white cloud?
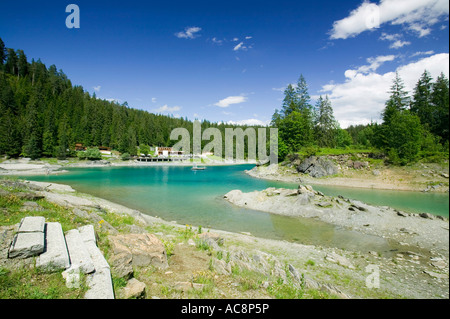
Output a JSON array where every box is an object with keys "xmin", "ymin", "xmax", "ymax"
[
  {"xmin": 233, "ymin": 42, "xmax": 245, "ymax": 51},
  {"xmin": 226, "ymin": 119, "xmax": 269, "ymax": 126},
  {"xmin": 330, "ymin": 0, "xmax": 449, "ymax": 40},
  {"xmin": 214, "ymin": 95, "xmax": 248, "ymax": 108},
  {"xmin": 245, "ymin": 36, "xmax": 253, "ymax": 40},
  {"xmin": 354, "ymin": 55, "xmax": 396, "ymax": 74},
  {"xmin": 211, "ymin": 37, "xmax": 223, "ymax": 45},
  {"xmin": 411, "ymin": 50, "xmax": 435, "ymax": 57},
  {"xmin": 104, "ymin": 98, "xmax": 121, "ymax": 104},
  {"xmin": 153, "ymin": 104, "xmax": 182, "ymax": 113},
  {"xmin": 408, "ymin": 23, "xmax": 432, "ymax": 37},
  {"xmin": 319, "ymin": 53, "xmax": 449, "ymax": 128},
  {"xmin": 175, "ymin": 26, "xmax": 202, "ymax": 39},
  {"xmin": 379, "ymin": 32, "xmax": 411, "ymax": 49},
  {"xmin": 93, "ymin": 85, "xmax": 101, "ymax": 92},
  {"xmin": 389, "ymin": 39, "xmax": 411, "ymax": 49},
  {"xmin": 152, "ymin": 97, "xmax": 157, "ymax": 103},
  {"xmin": 232, "ymin": 37, "xmax": 239, "ymax": 42}
]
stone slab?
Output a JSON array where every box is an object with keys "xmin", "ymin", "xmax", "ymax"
[
  {"xmin": 78, "ymin": 225, "xmax": 96, "ymax": 244},
  {"xmin": 36, "ymin": 222, "xmax": 71, "ymax": 271},
  {"xmin": 8, "ymin": 232, "xmax": 45, "ymax": 258},
  {"xmin": 84, "ymin": 240, "xmax": 110, "ymax": 271},
  {"xmin": 84, "ymin": 267, "xmax": 114, "ymax": 299},
  {"xmin": 65, "ymin": 229, "xmax": 95, "ymax": 274},
  {"xmin": 18, "ymin": 216, "xmax": 45, "ymax": 233}
]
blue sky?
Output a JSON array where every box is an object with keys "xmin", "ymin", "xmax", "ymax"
[{"xmin": 1, "ymin": 0, "xmax": 448, "ymax": 127}]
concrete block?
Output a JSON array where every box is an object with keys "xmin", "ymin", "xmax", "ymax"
[
  {"xmin": 84, "ymin": 267, "xmax": 114, "ymax": 299},
  {"xmin": 36, "ymin": 222, "xmax": 71, "ymax": 271},
  {"xmin": 78, "ymin": 225, "xmax": 96, "ymax": 244},
  {"xmin": 18, "ymin": 216, "xmax": 45, "ymax": 233},
  {"xmin": 65, "ymin": 229, "xmax": 95, "ymax": 274},
  {"xmin": 8, "ymin": 232, "xmax": 45, "ymax": 258}
]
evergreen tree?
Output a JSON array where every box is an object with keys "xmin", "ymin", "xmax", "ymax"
[
  {"xmin": 0, "ymin": 104, "xmax": 22, "ymax": 157},
  {"xmin": 382, "ymin": 72, "xmax": 409, "ymax": 126},
  {"xmin": 411, "ymin": 70, "xmax": 433, "ymax": 129},
  {"xmin": 431, "ymin": 72, "xmax": 449, "ymax": 143},
  {"xmin": 17, "ymin": 49, "xmax": 28, "ymax": 78},
  {"xmin": 0, "ymin": 38, "xmax": 6, "ymax": 67},
  {"xmin": 23, "ymin": 132, "xmax": 42, "ymax": 160},
  {"xmin": 314, "ymin": 95, "xmax": 338, "ymax": 148},
  {"xmin": 386, "ymin": 111, "xmax": 423, "ymax": 165},
  {"xmin": 295, "ymin": 74, "xmax": 311, "ymax": 112},
  {"xmin": 280, "ymin": 84, "xmax": 298, "ymax": 117},
  {"xmin": 56, "ymin": 114, "xmax": 70, "ymax": 159},
  {"xmin": 5, "ymin": 48, "xmax": 18, "ymax": 75}
]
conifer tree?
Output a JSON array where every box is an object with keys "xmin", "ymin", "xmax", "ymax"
[
  {"xmin": 411, "ymin": 70, "xmax": 433, "ymax": 129},
  {"xmin": 0, "ymin": 38, "xmax": 6, "ymax": 67}
]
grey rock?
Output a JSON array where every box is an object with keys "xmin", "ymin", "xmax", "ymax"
[
  {"xmin": 36, "ymin": 222, "xmax": 70, "ymax": 271},
  {"xmin": 65, "ymin": 229, "xmax": 95, "ymax": 274},
  {"xmin": 297, "ymin": 156, "xmax": 338, "ymax": 178},
  {"xmin": 85, "ymin": 267, "xmax": 114, "ymax": 299},
  {"xmin": 110, "ymin": 252, "xmax": 133, "ymax": 279},
  {"xmin": 213, "ymin": 258, "xmax": 231, "ymax": 275},
  {"xmin": 78, "ymin": 224, "xmax": 97, "ymax": 244},
  {"xmin": 419, "ymin": 212, "xmax": 434, "ymax": 220},
  {"xmin": 62, "ymin": 265, "xmax": 81, "ymax": 289},
  {"xmin": 18, "ymin": 216, "xmax": 45, "ymax": 233},
  {"xmin": 9, "ymin": 232, "xmax": 45, "ymax": 258},
  {"xmin": 21, "ymin": 201, "xmax": 43, "ymax": 212},
  {"xmin": 121, "ymin": 278, "xmax": 146, "ymax": 299}
]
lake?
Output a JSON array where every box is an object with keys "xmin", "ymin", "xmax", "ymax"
[{"xmin": 23, "ymin": 164, "xmax": 449, "ymax": 254}]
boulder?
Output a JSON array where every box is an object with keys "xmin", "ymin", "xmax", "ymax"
[
  {"xmin": 121, "ymin": 278, "xmax": 146, "ymax": 299},
  {"xmin": 62, "ymin": 265, "xmax": 81, "ymax": 289},
  {"xmin": 419, "ymin": 212, "xmax": 434, "ymax": 219},
  {"xmin": 353, "ymin": 161, "xmax": 368, "ymax": 169},
  {"xmin": 110, "ymin": 252, "xmax": 133, "ymax": 279},
  {"xmin": 198, "ymin": 232, "xmax": 224, "ymax": 246},
  {"xmin": 109, "ymin": 233, "xmax": 168, "ymax": 269},
  {"xmin": 297, "ymin": 156, "xmax": 338, "ymax": 178}
]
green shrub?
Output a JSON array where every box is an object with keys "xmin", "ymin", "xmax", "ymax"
[
  {"xmin": 121, "ymin": 153, "xmax": 131, "ymax": 161},
  {"xmin": 77, "ymin": 147, "xmax": 102, "ymax": 160}
]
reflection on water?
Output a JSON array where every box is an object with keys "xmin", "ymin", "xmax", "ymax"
[{"xmin": 21, "ymin": 165, "xmax": 448, "ymax": 254}]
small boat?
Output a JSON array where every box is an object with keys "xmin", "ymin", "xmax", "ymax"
[{"xmin": 192, "ymin": 164, "xmax": 206, "ymax": 170}]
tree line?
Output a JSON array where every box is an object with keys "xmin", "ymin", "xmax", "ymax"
[
  {"xmin": 272, "ymin": 71, "xmax": 449, "ymax": 164},
  {"xmin": 1, "ymin": 38, "xmax": 448, "ymax": 164},
  {"xmin": 0, "ymin": 38, "xmax": 264, "ymax": 160}
]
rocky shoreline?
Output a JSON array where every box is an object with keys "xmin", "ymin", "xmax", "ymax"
[
  {"xmin": 224, "ymin": 185, "xmax": 449, "ymax": 257},
  {"xmin": 1, "ymin": 178, "xmax": 448, "ymax": 298},
  {"xmin": 246, "ymin": 162, "xmax": 450, "ymax": 193},
  {"xmin": 0, "ymin": 158, "xmax": 256, "ymax": 176}
]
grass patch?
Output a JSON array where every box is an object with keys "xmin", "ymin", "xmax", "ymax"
[{"xmin": 0, "ymin": 266, "xmax": 87, "ymax": 299}]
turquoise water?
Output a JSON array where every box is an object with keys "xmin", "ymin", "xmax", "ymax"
[
  {"xmin": 22, "ymin": 164, "xmax": 449, "ymax": 253},
  {"xmin": 310, "ymin": 184, "xmax": 449, "ymax": 218}
]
